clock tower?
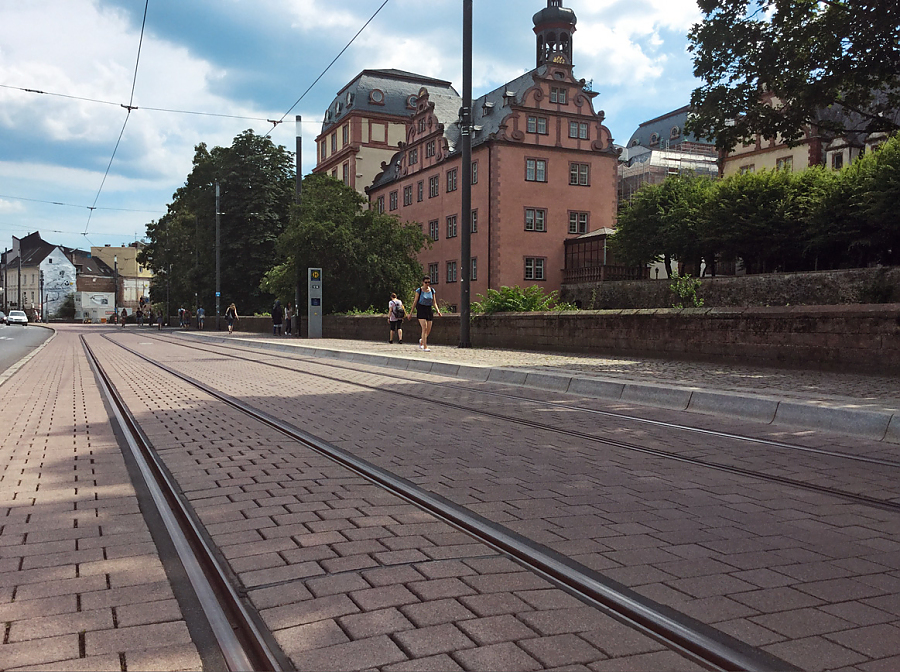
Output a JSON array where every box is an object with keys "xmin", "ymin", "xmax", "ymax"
[{"xmin": 533, "ymin": 0, "xmax": 577, "ymax": 68}]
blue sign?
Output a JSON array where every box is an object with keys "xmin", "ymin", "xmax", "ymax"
[
  {"xmin": 311, "ymin": 298, "xmax": 321, "ymax": 307},
  {"xmin": 216, "ymin": 291, "xmax": 221, "ymax": 297}
]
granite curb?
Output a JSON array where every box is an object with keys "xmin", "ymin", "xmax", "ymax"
[{"xmin": 178, "ymin": 332, "xmax": 900, "ymax": 445}]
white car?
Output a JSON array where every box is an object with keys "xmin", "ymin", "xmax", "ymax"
[{"xmin": 6, "ymin": 310, "xmax": 28, "ymax": 326}]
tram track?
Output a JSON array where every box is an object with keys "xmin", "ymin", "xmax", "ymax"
[
  {"xmin": 89, "ymin": 331, "xmax": 798, "ymax": 672},
  {"xmin": 131, "ymin": 332, "xmax": 900, "ymax": 513},
  {"xmin": 82, "ymin": 335, "xmax": 285, "ymax": 672}
]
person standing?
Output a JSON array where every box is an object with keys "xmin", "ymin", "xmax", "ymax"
[
  {"xmin": 178, "ymin": 306, "xmax": 185, "ymax": 329},
  {"xmin": 388, "ymin": 293, "xmax": 404, "ymax": 344},
  {"xmin": 184, "ymin": 307, "xmax": 192, "ymax": 329},
  {"xmin": 408, "ymin": 277, "xmax": 441, "ymax": 351},
  {"xmin": 197, "ymin": 306, "xmax": 205, "ymax": 330},
  {"xmin": 120, "ymin": 307, "xmax": 127, "ymax": 327},
  {"xmin": 284, "ymin": 303, "xmax": 293, "ymax": 337},
  {"xmin": 272, "ymin": 300, "xmax": 284, "ymax": 336},
  {"xmin": 225, "ymin": 303, "xmax": 238, "ymax": 335}
]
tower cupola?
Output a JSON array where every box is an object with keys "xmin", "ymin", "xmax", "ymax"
[{"xmin": 533, "ymin": 0, "xmax": 577, "ymax": 68}]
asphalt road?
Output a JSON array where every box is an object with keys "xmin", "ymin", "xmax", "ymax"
[{"xmin": 0, "ymin": 323, "xmax": 51, "ymax": 374}]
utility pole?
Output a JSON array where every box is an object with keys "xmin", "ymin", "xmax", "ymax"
[
  {"xmin": 459, "ymin": 0, "xmax": 473, "ymax": 348},
  {"xmin": 1, "ymin": 248, "xmax": 6, "ymax": 313},
  {"xmin": 113, "ymin": 255, "xmax": 118, "ymax": 324},
  {"xmin": 295, "ymin": 115, "xmax": 302, "ymax": 337},
  {"xmin": 216, "ymin": 180, "xmax": 221, "ymax": 331},
  {"xmin": 39, "ymin": 271, "xmax": 44, "ymax": 323}
]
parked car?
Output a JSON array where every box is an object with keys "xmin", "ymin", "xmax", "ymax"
[
  {"xmin": 7, "ymin": 310, "xmax": 28, "ymax": 326},
  {"xmin": 0, "ymin": 311, "xmax": 6, "ymax": 325}
]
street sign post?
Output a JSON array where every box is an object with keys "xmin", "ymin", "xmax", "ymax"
[{"xmin": 308, "ymin": 268, "xmax": 322, "ymax": 339}]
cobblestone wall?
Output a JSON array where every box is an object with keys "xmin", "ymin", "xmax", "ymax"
[
  {"xmin": 321, "ymin": 305, "xmax": 900, "ymax": 373},
  {"xmin": 562, "ymin": 267, "xmax": 900, "ymax": 309}
]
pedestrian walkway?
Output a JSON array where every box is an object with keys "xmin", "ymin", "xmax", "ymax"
[{"xmin": 184, "ymin": 332, "xmax": 900, "ymax": 443}]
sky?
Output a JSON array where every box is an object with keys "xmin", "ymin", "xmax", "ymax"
[{"xmin": 0, "ymin": 0, "xmax": 704, "ymax": 252}]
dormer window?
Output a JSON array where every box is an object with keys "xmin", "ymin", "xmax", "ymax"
[
  {"xmin": 406, "ymin": 95, "xmax": 418, "ymax": 109},
  {"xmin": 670, "ymin": 126, "xmax": 681, "ymax": 139},
  {"xmin": 482, "ymin": 101, "xmax": 494, "ymax": 116},
  {"xmin": 650, "ymin": 133, "xmax": 660, "ymax": 145},
  {"xmin": 369, "ymin": 89, "xmax": 385, "ymax": 105},
  {"xmin": 346, "ymin": 91, "xmax": 354, "ymax": 107},
  {"xmin": 631, "ymin": 139, "xmax": 641, "ymax": 147},
  {"xmin": 503, "ymin": 91, "xmax": 516, "ymax": 106}
]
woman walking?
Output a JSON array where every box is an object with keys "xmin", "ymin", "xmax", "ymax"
[
  {"xmin": 408, "ymin": 277, "xmax": 441, "ymax": 351},
  {"xmin": 225, "ymin": 303, "xmax": 238, "ymax": 335}
]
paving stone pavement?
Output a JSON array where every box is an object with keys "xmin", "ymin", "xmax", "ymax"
[
  {"xmin": 107, "ymin": 327, "xmax": 900, "ymax": 672},
  {"xmin": 0, "ymin": 330, "xmax": 204, "ymax": 671}
]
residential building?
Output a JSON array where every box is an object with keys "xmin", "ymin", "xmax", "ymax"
[
  {"xmin": 315, "ymin": 69, "xmax": 460, "ymax": 195},
  {"xmin": 72, "ymin": 250, "xmax": 115, "ymax": 322},
  {"xmin": 367, "ymin": 0, "xmax": 620, "ymax": 309},
  {"xmin": 90, "ymin": 243, "xmax": 152, "ymax": 313},
  {"xmin": 2, "ymin": 232, "xmax": 78, "ymax": 319}
]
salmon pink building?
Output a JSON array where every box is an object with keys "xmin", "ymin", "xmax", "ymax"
[{"xmin": 366, "ymin": 0, "xmax": 619, "ymax": 310}]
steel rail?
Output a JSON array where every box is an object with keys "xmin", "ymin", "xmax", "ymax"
[
  {"xmin": 141, "ymin": 333, "xmax": 900, "ymax": 514},
  {"xmin": 81, "ymin": 336, "xmax": 284, "ymax": 672}
]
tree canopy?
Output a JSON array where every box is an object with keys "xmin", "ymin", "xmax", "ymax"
[
  {"xmin": 140, "ymin": 130, "xmax": 295, "ymax": 316},
  {"xmin": 687, "ymin": 0, "xmax": 900, "ymax": 151},
  {"xmin": 261, "ymin": 173, "xmax": 428, "ymax": 314}
]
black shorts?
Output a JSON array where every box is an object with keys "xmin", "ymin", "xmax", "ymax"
[
  {"xmin": 416, "ymin": 305, "xmax": 434, "ymax": 321},
  {"xmin": 389, "ymin": 320, "xmax": 401, "ymax": 332}
]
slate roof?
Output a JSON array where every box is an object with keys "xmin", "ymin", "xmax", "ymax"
[
  {"xmin": 625, "ymin": 105, "xmax": 714, "ymax": 150},
  {"xmin": 320, "ymin": 69, "xmax": 459, "ymax": 135}
]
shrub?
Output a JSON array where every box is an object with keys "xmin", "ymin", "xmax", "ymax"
[{"xmin": 472, "ymin": 285, "xmax": 576, "ymax": 314}]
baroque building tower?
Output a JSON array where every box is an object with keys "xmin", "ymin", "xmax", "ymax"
[{"xmin": 534, "ymin": 0, "xmax": 577, "ymax": 67}]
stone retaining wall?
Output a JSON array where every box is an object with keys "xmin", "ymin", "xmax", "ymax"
[
  {"xmin": 563, "ymin": 266, "xmax": 900, "ymax": 309},
  {"xmin": 220, "ymin": 305, "xmax": 900, "ymax": 373}
]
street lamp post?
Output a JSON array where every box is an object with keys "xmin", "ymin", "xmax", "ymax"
[
  {"xmin": 113, "ymin": 256, "xmax": 118, "ymax": 324},
  {"xmin": 39, "ymin": 271, "xmax": 44, "ymax": 323},
  {"xmin": 216, "ymin": 180, "xmax": 221, "ymax": 332},
  {"xmin": 459, "ymin": 0, "xmax": 473, "ymax": 348}
]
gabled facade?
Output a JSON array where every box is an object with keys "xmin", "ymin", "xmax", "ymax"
[
  {"xmin": 314, "ymin": 69, "xmax": 460, "ymax": 195},
  {"xmin": 367, "ymin": 1, "xmax": 619, "ymax": 309},
  {"xmin": 3, "ymin": 232, "xmax": 77, "ymax": 318}
]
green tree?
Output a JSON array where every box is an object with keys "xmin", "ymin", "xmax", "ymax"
[
  {"xmin": 263, "ymin": 174, "xmax": 428, "ymax": 314},
  {"xmin": 140, "ymin": 130, "xmax": 295, "ymax": 317},
  {"xmin": 612, "ymin": 175, "xmax": 715, "ymax": 277},
  {"xmin": 687, "ymin": 0, "xmax": 900, "ymax": 152}
]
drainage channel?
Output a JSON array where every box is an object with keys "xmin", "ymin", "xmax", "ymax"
[
  {"xmin": 82, "ymin": 335, "xmax": 284, "ymax": 672},
  {"xmin": 100, "ymin": 332, "xmax": 797, "ymax": 672}
]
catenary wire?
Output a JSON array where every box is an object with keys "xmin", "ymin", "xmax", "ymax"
[
  {"xmin": 83, "ymin": 0, "xmax": 150, "ymax": 237},
  {"xmin": 265, "ymin": 0, "xmax": 392, "ymax": 138},
  {"xmin": 0, "ymin": 194, "xmax": 163, "ymax": 214}
]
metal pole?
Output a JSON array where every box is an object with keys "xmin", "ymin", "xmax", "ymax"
[
  {"xmin": 459, "ymin": 0, "xmax": 473, "ymax": 348},
  {"xmin": 295, "ymin": 115, "xmax": 302, "ymax": 337},
  {"xmin": 114, "ymin": 256, "xmax": 118, "ymax": 324},
  {"xmin": 18, "ymin": 253, "xmax": 21, "ymax": 309},
  {"xmin": 216, "ymin": 180, "xmax": 221, "ymax": 331},
  {"xmin": 1, "ymin": 248, "xmax": 6, "ymax": 312},
  {"xmin": 40, "ymin": 271, "xmax": 44, "ymax": 322}
]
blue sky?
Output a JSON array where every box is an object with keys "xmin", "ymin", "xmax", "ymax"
[{"xmin": 0, "ymin": 0, "xmax": 703, "ymax": 251}]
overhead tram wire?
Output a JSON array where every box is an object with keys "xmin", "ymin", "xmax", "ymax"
[
  {"xmin": 83, "ymin": 0, "xmax": 150, "ymax": 237},
  {"xmin": 0, "ymin": 194, "xmax": 163, "ymax": 215},
  {"xmin": 264, "ymin": 0, "xmax": 392, "ymax": 139}
]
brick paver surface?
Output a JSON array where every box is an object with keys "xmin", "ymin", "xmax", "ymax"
[
  {"xmin": 82, "ymin": 328, "xmax": 709, "ymax": 671},
  {"xmin": 97, "ymin": 327, "xmax": 900, "ymax": 672},
  {"xmin": 0, "ymin": 330, "xmax": 203, "ymax": 671}
]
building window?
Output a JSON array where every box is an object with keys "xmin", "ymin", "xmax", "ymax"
[
  {"xmin": 569, "ymin": 163, "xmax": 590, "ymax": 186},
  {"xmin": 550, "ymin": 87, "xmax": 567, "ymax": 104},
  {"xmin": 447, "ymin": 261, "xmax": 458, "ymax": 283},
  {"xmin": 472, "ymin": 161, "xmax": 478, "ymax": 185},
  {"xmin": 342, "ymin": 124, "xmax": 349, "ymax": 146},
  {"xmin": 342, "ymin": 163, "xmax": 349, "ymax": 185},
  {"xmin": 320, "ymin": 142, "xmax": 327, "ymax": 161},
  {"xmin": 525, "ymin": 258, "xmax": 545, "ymax": 281},
  {"xmin": 446, "ymin": 215, "xmax": 458, "ymax": 239},
  {"xmin": 776, "ymin": 156, "xmax": 793, "ymax": 172},
  {"xmin": 650, "ymin": 133, "xmax": 660, "ymax": 146},
  {"xmin": 569, "ymin": 211, "xmax": 588, "ymax": 234},
  {"xmin": 403, "ymin": 185, "xmax": 413, "ymax": 206},
  {"xmin": 331, "ymin": 132, "xmax": 337, "ymax": 153},
  {"xmin": 426, "ymin": 140, "xmax": 436, "ymax": 158},
  {"xmin": 671, "ymin": 126, "xmax": 681, "ymax": 138},
  {"xmin": 446, "ymin": 168, "xmax": 458, "ymax": 192},
  {"xmin": 527, "ymin": 116, "xmax": 548, "ymax": 134},
  {"xmin": 525, "ymin": 208, "xmax": 546, "ymax": 232},
  {"xmin": 370, "ymin": 89, "xmax": 385, "ymax": 105},
  {"xmin": 832, "ymin": 152, "xmax": 844, "ymax": 170},
  {"xmin": 417, "ymin": 180, "xmax": 424, "ymax": 202},
  {"xmin": 569, "ymin": 121, "xmax": 588, "ymax": 139},
  {"xmin": 526, "ymin": 158, "xmax": 547, "ymax": 182},
  {"xmin": 739, "ymin": 164, "xmax": 755, "ymax": 175},
  {"xmin": 389, "ymin": 191, "xmax": 398, "ymax": 211},
  {"xmin": 471, "ymin": 209, "xmax": 478, "ymax": 233},
  {"xmin": 429, "ymin": 220, "xmax": 439, "ymax": 241},
  {"xmin": 418, "ymin": 118, "xmax": 427, "ymax": 133},
  {"xmin": 376, "ymin": 196, "xmax": 385, "ymax": 214},
  {"xmin": 409, "ymin": 148, "xmax": 418, "ymax": 166},
  {"xmin": 428, "ymin": 263, "xmax": 439, "ymax": 284},
  {"xmin": 471, "ymin": 257, "xmax": 477, "ymax": 281},
  {"xmin": 331, "ymin": 168, "xmax": 338, "ymax": 179},
  {"xmin": 429, "ymin": 175, "xmax": 440, "ymax": 198}
]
